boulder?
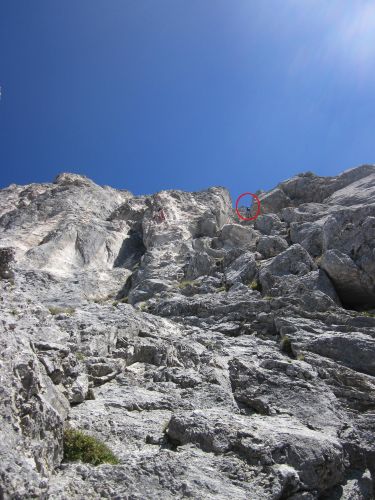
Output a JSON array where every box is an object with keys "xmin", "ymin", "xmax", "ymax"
[
  {"xmin": 257, "ymin": 235, "xmax": 289, "ymax": 258},
  {"xmin": 254, "ymin": 213, "xmax": 284, "ymax": 235},
  {"xmin": 290, "ymin": 221, "xmax": 323, "ymax": 256},
  {"xmin": 321, "ymin": 211, "xmax": 375, "ymax": 307},
  {"xmin": 321, "ymin": 249, "xmax": 375, "ymax": 308},
  {"xmin": 259, "ymin": 244, "xmax": 317, "ymax": 293},
  {"xmin": 167, "ymin": 409, "xmax": 345, "ymax": 492},
  {"xmin": 225, "ymin": 252, "xmax": 257, "ymax": 286},
  {"xmin": 259, "ymin": 187, "xmax": 292, "ymax": 213}
]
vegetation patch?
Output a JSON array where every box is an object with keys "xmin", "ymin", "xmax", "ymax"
[
  {"xmin": 162, "ymin": 420, "xmax": 170, "ymax": 433},
  {"xmin": 280, "ymin": 335, "xmax": 294, "ymax": 357},
  {"xmin": 362, "ymin": 311, "xmax": 375, "ymax": 318},
  {"xmin": 63, "ymin": 428, "xmax": 119, "ymax": 466},
  {"xmin": 113, "ymin": 296, "xmax": 128, "ymax": 306},
  {"xmin": 315, "ymin": 256, "xmax": 322, "ymax": 266},
  {"xmin": 48, "ymin": 306, "xmax": 75, "ymax": 316},
  {"xmin": 249, "ymin": 280, "xmax": 261, "ymax": 292},
  {"xmin": 177, "ymin": 280, "xmax": 195, "ymax": 289},
  {"xmin": 75, "ymin": 352, "xmax": 86, "ymax": 361}
]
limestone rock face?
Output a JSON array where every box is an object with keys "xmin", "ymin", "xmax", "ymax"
[{"xmin": 1, "ymin": 167, "xmax": 375, "ymax": 499}]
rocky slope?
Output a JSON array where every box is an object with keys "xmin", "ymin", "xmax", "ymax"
[{"xmin": 1, "ymin": 167, "xmax": 375, "ymax": 499}]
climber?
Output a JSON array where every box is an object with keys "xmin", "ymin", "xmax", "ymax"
[
  {"xmin": 153, "ymin": 206, "xmax": 166, "ymax": 224},
  {"xmin": 245, "ymin": 206, "xmax": 251, "ymax": 218},
  {"xmin": 158, "ymin": 207, "xmax": 166, "ymax": 222}
]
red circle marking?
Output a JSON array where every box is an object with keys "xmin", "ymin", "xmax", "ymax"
[{"xmin": 235, "ymin": 192, "xmax": 261, "ymax": 221}]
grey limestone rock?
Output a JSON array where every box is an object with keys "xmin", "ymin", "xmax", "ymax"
[
  {"xmin": 257, "ymin": 235, "xmax": 289, "ymax": 258},
  {"xmin": 1, "ymin": 166, "xmax": 375, "ymax": 499},
  {"xmin": 225, "ymin": 251, "xmax": 257, "ymax": 286},
  {"xmin": 254, "ymin": 213, "xmax": 284, "ymax": 235}
]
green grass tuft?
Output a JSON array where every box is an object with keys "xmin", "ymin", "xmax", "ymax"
[
  {"xmin": 315, "ymin": 256, "xmax": 322, "ymax": 266},
  {"xmin": 280, "ymin": 335, "xmax": 294, "ymax": 356},
  {"xmin": 63, "ymin": 428, "xmax": 119, "ymax": 466},
  {"xmin": 112, "ymin": 297, "xmax": 128, "ymax": 307},
  {"xmin": 177, "ymin": 280, "xmax": 195, "ymax": 289},
  {"xmin": 75, "ymin": 352, "xmax": 86, "ymax": 361},
  {"xmin": 249, "ymin": 280, "xmax": 261, "ymax": 291},
  {"xmin": 362, "ymin": 311, "xmax": 375, "ymax": 318},
  {"xmin": 48, "ymin": 306, "xmax": 75, "ymax": 316}
]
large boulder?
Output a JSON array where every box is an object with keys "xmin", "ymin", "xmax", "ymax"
[
  {"xmin": 254, "ymin": 213, "xmax": 284, "ymax": 235},
  {"xmin": 290, "ymin": 221, "xmax": 323, "ymax": 256},
  {"xmin": 257, "ymin": 235, "xmax": 289, "ymax": 259},
  {"xmin": 225, "ymin": 252, "xmax": 257, "ymax": 286},
  {"xmin": 259, "ymin": 188, "xmax": 292, "ymax": 214},
  {"xmin": 321, "ymin": 211, "xmax": 375, "ymax": 307},
  {"xmin": 320, "ymin": 249, "xmax": 371, "ymax": 307},
  {"xmin": 229, "ymin": 353, "xmax": 345, "ymax": 430},
  {"xmin": 167, "ymin": 409, "xmax": 345, "ymax": 493},
  {"xmin": 259, "ymin": 244, "xmax": 317, "ymax": 293},
  {"xmin": 217, "ymin": 224, "xmax": 258, "ymax": 251}
]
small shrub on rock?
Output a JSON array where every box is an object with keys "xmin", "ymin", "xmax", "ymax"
[
  {"xmin": 48, "ymin": 306, "xmax": 75, "ymax": 316},
  {"xmin": 177, "ymin": 280, "xmax": 195, "ymax": 289},
  {"xmin": 280, "ymin": 335, "xmax": 294, "ymax": 357},
  {"xmin": 63, "ymin": 428, "xmax": 119, "ymax": 466},
  {"xmin": 249, "ymin": 280, "xmax": 261, "ymax": 291},
  {"xmin": 362, "ymin": 311, "xmax": 375, "ymax": 318}
]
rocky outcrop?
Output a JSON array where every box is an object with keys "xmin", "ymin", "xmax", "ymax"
[
  {"xmin": 1, "ymin": 167, "xmax": 375, "ymax": 499},
  {"xmin": 0, "ymin": 247, "xmax": 15, "ymax": 279}
]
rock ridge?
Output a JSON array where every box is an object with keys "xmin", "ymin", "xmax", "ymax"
[{"xmin": 1, "ymin": 166, "xmax": 375, "ymax": 499}]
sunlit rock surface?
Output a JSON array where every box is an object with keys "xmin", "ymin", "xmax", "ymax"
[{"xmin": 1, "ymin": 167, "xmax": 375, "ymax": 499}]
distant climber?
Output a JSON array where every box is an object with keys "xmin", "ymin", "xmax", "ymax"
[
  {"xmin": 245, "ymin": 206, "xmax": 251, "ymax": 218},
  {"xmin": 153, "ymin": 206, "xmax": 166, "ymax": 224}
]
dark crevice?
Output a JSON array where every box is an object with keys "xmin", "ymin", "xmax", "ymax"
[
  {"xmin": 113, "ymin": 228, "xmax": 146, "ymax": 270},
  {"xmin": 116, "ymin": 274, "xmax": 133, "ymax": 300},
  {"xmin": 163, "ymin": 432, "xmax": 181, "ymax": 451}
]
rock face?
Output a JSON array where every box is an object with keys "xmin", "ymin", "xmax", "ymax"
[{"xmin": 1, "ymin": 167, "xmax": 375, "ymax": 499}]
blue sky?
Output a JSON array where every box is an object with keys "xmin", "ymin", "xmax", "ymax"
[{"xmin": 1, "ymin": 1, "xmax": 375, "ymax": 199}]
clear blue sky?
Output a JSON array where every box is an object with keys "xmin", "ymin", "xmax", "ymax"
[{"xmin": 1, "ymin": 1, "xmax": 375, "ymax": 198}]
